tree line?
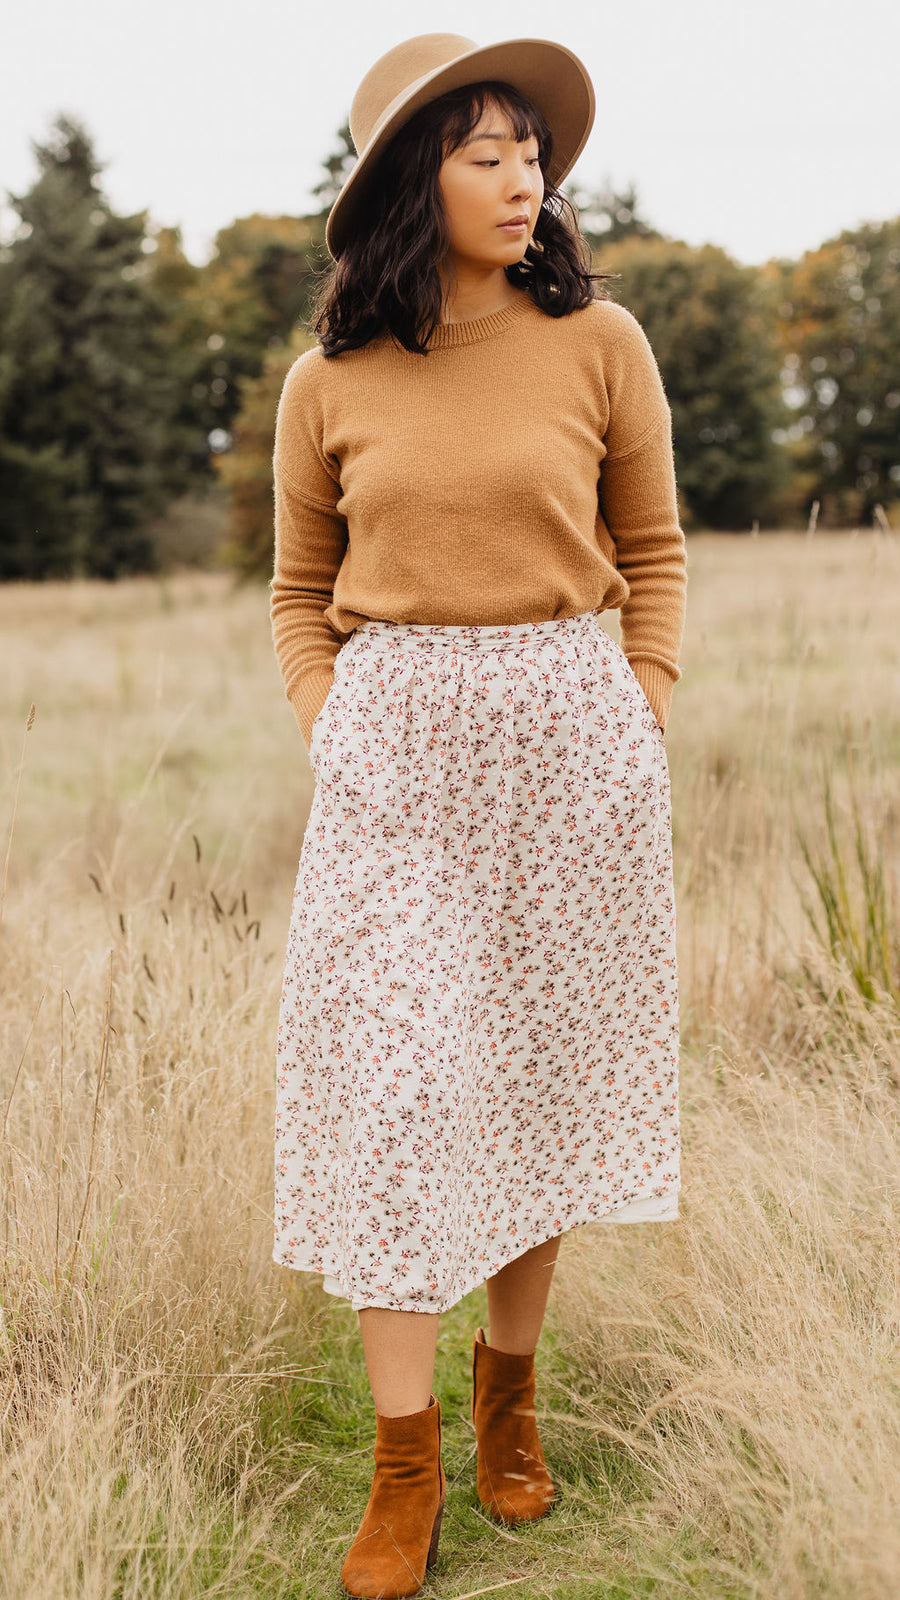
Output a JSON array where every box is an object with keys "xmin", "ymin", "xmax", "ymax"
[{"xmin": 1, "ymin": 115, "xmax": 898, "ymax": 581}]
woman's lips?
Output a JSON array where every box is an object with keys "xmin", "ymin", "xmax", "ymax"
[{"xmin": 498, "ymin": 220, "xmax": 528, "ymax": 232}]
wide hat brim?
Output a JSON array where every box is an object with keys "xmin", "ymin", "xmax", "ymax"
[{"xmin": 325, "ymin": 36, "xmax": 596, "ymax": 259}]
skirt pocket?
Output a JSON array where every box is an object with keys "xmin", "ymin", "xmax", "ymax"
[
  {"xmin": 309, "ymin": 685, "xmax": 335, "ymax": 769},
  {"xmin": 612, "ymin": 645, "xmax": 665, "ymax": 741},
  {"xmin": 309, "ymin": 645, "xmax": 354, "ymax": 772}
]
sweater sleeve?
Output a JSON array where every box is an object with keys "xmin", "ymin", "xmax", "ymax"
[
  {"xmin": 269, "ymin": 349, "xmax": 350, "ymax": 750},
  {"xmin": 597, "ymin": 307, "xmax": 687, "ymax": 732}
]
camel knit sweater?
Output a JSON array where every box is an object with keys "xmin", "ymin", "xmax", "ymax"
[{"xmin": 270, "ymin": 290, "xmax": 686, "ymax": 747}]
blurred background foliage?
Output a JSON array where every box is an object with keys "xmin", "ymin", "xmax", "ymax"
[{"xmin": 1, "ymin": 113, "xmax": 898, "ymax": 580}]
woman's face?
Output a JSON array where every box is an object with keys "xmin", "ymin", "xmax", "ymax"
[{"xmin": 437, "ymin": 101, "xmax": 544, "ymax": 275}]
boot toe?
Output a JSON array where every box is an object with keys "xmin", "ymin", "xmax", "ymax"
[
  {"xmin": 341, "ymin": 1537, "xmax": 425, "ymax": 1599},
  {"xmin": 483, "ymin": 1473, "xmax": 555, "ymax": 1524}
]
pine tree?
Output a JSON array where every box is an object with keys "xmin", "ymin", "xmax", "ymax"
[
  {"xmin": 311, "ymin": 122, "xmax": 357, "ymax": 214},
  {"xmin": 564, "ymin": 182, "xmax": 661, "ymax": 252},
  {"xmin": 0, "ymin": 115, "xmax": 196, "ymax": 578}
]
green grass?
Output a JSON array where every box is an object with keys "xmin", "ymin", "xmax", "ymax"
[{"xmin": 797, "ymin": 773, "xmax": 899, "ymax": 1012}]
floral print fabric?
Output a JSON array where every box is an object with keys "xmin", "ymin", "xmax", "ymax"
[{"xmin": 274, "ymin": 609, "xmax": 680, "ymax": 1314}]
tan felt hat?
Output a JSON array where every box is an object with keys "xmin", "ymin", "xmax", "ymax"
[{"xmin": 325, "ymin": 32, "xmax": 596, "ymax": 258}]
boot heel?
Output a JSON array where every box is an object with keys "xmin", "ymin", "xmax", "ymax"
[{"xmin": 426, "ymin": 1497, "xmax": 445, "ymax": 1569}]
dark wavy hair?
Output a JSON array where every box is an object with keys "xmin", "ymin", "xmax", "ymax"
[{"xmin": 313, "ymin": 80, "xmax": 605, "ymax": 357}]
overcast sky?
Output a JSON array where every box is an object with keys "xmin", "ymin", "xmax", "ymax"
[{"xmin": 3, "ymin": 0, "xmax": 898, "ymax": 267}]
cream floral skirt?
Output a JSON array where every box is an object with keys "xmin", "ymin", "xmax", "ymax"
[{"xmin": 274, "ymin": 609, "xmax": 680, "ymax": 1314}]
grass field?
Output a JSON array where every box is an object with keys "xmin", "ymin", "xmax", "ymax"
[{"xmin": 1, "ymin": 532, "xmax": 899, "ymax": 1599}]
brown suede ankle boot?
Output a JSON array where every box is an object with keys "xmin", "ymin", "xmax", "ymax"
[
  {"xmin": 471, "ymin": 1326, "xmax": 555, "ymax": 1524},
  {"xmin": 340, "ymin": 1393, "xmax": 446, "ymax": 1600}
]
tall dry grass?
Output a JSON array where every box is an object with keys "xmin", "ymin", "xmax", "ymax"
[{"xmin": 1, "ymin": 535, "xmax": 898, "ymax": 1598}]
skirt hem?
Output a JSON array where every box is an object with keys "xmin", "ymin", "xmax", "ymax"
[{"xmin": 272, "ymin": 1181, "xmax": 680, "ymax": 1316}]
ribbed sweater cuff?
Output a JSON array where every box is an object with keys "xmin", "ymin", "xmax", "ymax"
[
  {"xmin": 630, "ymin": 659, "xmax": 677, "ymax": 733},
  {"xmin": 289, "ymin": 668, "xmax": 336, "ymax": 751}
]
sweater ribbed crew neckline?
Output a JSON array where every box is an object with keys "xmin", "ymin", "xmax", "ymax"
[{"xmin": 426, "ymin": 291, "xmax": 533, "ymax": 350}]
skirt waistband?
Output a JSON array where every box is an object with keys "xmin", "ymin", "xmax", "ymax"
[{"xmin": 354, "ymin": 609, "xmax": 601, "ymax": 652}]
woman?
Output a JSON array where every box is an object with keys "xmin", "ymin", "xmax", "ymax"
[{"xmin": 270, "ymin": 32, "xmax": 686, "ymax": 1600}]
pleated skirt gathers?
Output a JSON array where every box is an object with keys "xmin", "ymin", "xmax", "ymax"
[{"xmin": 273, "ymin": 608, "xmax": 680, "ymax": 1314}]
